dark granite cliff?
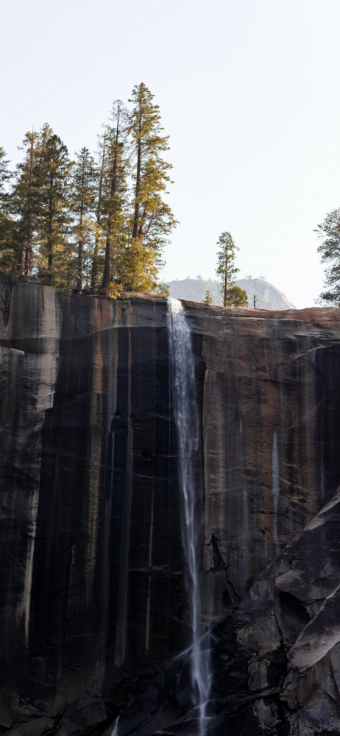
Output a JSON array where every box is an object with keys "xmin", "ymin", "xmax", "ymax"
[{"xmin": 1, "ymin": 271, "xmax": 340, "ymax": 734}]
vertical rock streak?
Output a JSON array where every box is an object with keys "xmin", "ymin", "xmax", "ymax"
[
  {"xmin": 145, "ymin": 485, "xmax": 154, "ymax": 653},
  {"xmin": 167, "ymin": 298, "xmax": 210, "ymax": 736},
  {"xmin": 114, "ymin": 329, "xmax": 133, "ymax": 667},
  {"xmin": 17, "ymin": 287, "xmax": 60, "ymax": 649},
  {"xmin": 272, "ymin": 428, "xmax": 280, "ymax": 555}
]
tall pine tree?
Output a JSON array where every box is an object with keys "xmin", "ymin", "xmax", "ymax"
[
  {"xmin": 91, "ymin": 137, "xmax": 106, "ymax": 290},
  {"xmin": 35, "ymin": 124, "xmax": 73, "ymax": 287},
  {"xmin": 315, "ymin": 209, "xmax": 340, "ymax": 304},
  {"xmin": 0, "ymin": 148, "xmax": 13, "ymax": 270},
  {"xmin": 11, "ymin": 132, "xmax": 39, "ymax": 275},
  {"xmin": 71, "ymin": 147, "xmax": 97, "ymax": 288},
  {"xmin": 101, "ymin": 101, "xmax": 129, "ymax": 290},
  {"xmin": 0, "ymin": 147, "xmax": 11, "ymax": 209},
  {"xmin": 125, "ymin": 83, "xmax": 177, "ymax": 291},
  {"xmin": 216, "ymin": 232, "xmax": 248, "ymax": 307}
]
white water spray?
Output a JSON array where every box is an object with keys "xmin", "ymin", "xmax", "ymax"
[
  {"xmin": 111, "ymin": 715, "xmax": 119, "ymax": 736},
  {"xmin": 167, "ymin": 298, "xmax": 211, "ymax": 736}
]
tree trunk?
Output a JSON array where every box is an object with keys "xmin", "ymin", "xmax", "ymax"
[
  {"xmin": 132, "ymin": 138, "xmax": 141, "ymax": 239},
  {"xmin": 102, "ymin": 234, "xmax": 112, "ymax": 288},
  {"xmin": 25, "ymin": 135, "xmax": 35, "ymax": 276},
  {"xmin": 91, "ymin": 145, "xmax": 105, "ymax": 290},
  {"xmin": 16, "ymin": 249, "xmax": 25, "ymax": 274},
  {"xmin": 132, "ymin": 109, "xmax": 142, "ymax": 239},
  {"xmin": 224, "ymin": 251, "xmax": 228, "ymax": 306},
  {"xmin": 48, "ymin": 187, "xmax": 53, "ymax": 285},
  {"xmin": 77, "ymin": 208, "xmax": 83, "ymax": 289},
  {"xmin": 91, "ymin": 231, "xmax": 99, "ymax": 290},
  {"xmin": 102, "ymin": 121, "xmax": 119, "ymax": 289}
]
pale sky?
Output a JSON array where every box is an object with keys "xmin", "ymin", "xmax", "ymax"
[{"xmin": 2, "ymin": 0, "xmax": 340, "ymax": 308}]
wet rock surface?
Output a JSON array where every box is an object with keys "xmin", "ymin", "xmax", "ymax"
[
  {"xmin": 2, "ymin": 272, "xmax": 340, "ymax": 733},
  {"xmin": 115, "ymin": 490, "xmax": 340, "ymax": 735}
]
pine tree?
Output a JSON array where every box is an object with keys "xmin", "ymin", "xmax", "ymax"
[
  {"xmin": 0, "ymin": 147, "xmax": 11, "ymax": 208},
  {"xmin": 203, "ymin": 289, "xmax": 213, "ymax": 305},
  {"xmin": 71, "ymin": 147, "xmax": 97, "ymax": 288},
  {"xmin": 11, "ymin": 132, "xmax": 39, "ymax": 275},
  {"xmin": 228, "ymin": 284, "xmax": 248, "ymax": 307},
  {"xmin": 126, "ymin": 83, "xmax": 177, "ymax": 291},
  {"xmin": 35, "ymin": 124, "xmax": 73, "ymax": 287},
  {"xmin": 216, "ymin": 231, "xmax": 248, "ymax": 307},
  {"xmin": 91, "ymin": 138, "xmax": 106, "ymax": 290},
  {"xmin": 315, "ymin": 209, "xmax": 340, "ymax": 304},
  {"xmin": 0, "ymin": 148, "xmax": 13, "ymax": 270},
  {"xmin": 101, "ymin": 101, "xmax": 129, "ymax": 290}
]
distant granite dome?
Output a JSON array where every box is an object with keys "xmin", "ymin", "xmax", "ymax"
[{"xmin": 167, "ymin": 276, "xmax": 295, "ymax": 309}]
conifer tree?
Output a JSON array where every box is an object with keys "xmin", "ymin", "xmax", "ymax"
[
  {"xmin": 203, "ymin": 289, "xmax": 213, "ymax": 305},
  {"xmin": 0, "ymin": 148, "xmax": 13, "ymax": 267},
  {"xmin": 0, "ymin": 147, "xmax": 11, "ymax": 208},
  {"xmin": 101, "ymin": 101, "xmax": 129, "ymax": 290},
  {"xmin": 126, "ymin": 83, "xmax": 177, "ymax": 291},
  {"xmin": 216, "ymin": 231, "xmax": 248, "ymax": 307},
  {"xmin": 315, "ymin": 209, "xmax": 340, "ymax": 304},
  {"xmin": 91, "ymin": 138, "xmax": 106, "ymax": 290},
  {"xmin": 35, "ymin": 124, "xmax": 73, "ymax": 287},
  {"xmin": 10, "ymin": 132, "xmax": 39, "ymax": 275},
  {"xmin": 71, "ymin": 147, "xmax": 97, "ymax": 288}
]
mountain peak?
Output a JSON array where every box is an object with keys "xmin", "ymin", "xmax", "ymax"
[{"xmin": 166, "ymin": 277, "xmax": 295, "ymax": 309}]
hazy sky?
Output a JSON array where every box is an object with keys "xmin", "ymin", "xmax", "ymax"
[{"xmin": 2, "ymin": 0, "xmax": 340, "ymax": 307}]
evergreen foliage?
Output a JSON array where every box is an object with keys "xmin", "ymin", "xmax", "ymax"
[
  {"xmin": 0, "ymin": 83, "xmax": 177, "ymax": 297},
  {"xmin": 91, "ymin": 139, "xmax": 106, "ymax": 290},
  {"xmin": 0, "ymin": 147, "xmax": 14, "ymax": 269},
  {"xmin": 11, "ymin": 132, "xmax": 39, "ymax": 275},
  {"xmin": 216, "ymin": 231, "xmax": 248, "ymax": 307},
  {"xmin": 101, "ymin": 101, "xmax": 129, "ymax": 290},
  {"xmin": 228, "ymin": 284, "xmax": 249, "ymax": 307},
  {"xmin": 203, "ymin": 289, "xmax": 213, "ymax": 305},
  {"xmin": 126, "ymin": 83, "xmax": 177, "ymax": 291},
  {"xmin": 71, "ymin": 147, "xmax": 97, "ymax": 288},
  {"xmin": 35, "ymin": 125, "xmax": 73, "ymax": 287},
  {"xmin": 0, "ymin": 147, "xmax": 11, "ymax": 208},
  {"xmin": 316, "ymin": 209, "xmax": 340, "ymax": 304}
]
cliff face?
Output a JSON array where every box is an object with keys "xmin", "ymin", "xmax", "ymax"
[{"xmin": 1, "ymin": 272, "xmax": 340, "ymax": 734}]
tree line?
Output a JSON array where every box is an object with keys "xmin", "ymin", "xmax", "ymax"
[{"xmin": 0, "ymin": 83, "xmax": 176, "ymax": 296}]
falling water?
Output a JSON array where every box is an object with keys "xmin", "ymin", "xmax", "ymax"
[
  {"xmin": 167, "ymin": 298, "xmax": 210, "ymax": 736},
  {"xmin": 111, "ymin": 715, "xmax": 119, "ymax": 736}
]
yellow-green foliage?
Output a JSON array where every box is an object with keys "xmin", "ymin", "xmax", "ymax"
[
  {"xmin": 203, "ymin": 289, "xmax": 213, "ymax": 305},
  {"xmin": 0, "ymin": 83, "xmax": 177, "ymax": 298},
  {"xmin": 224, "ymin": 285, "xmax": 248, "ymax": 307}
]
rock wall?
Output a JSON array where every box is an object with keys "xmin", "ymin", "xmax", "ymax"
[{"xmin": 1, "ymin": 272, "xmax": 340, "ymax": 733}]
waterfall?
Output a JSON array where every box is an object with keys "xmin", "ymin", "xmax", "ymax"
[
  {"xmin": 111, "ymin": 715, "xmax": 119, "ymax": 736},
  {"xmin": 167, "ymin": 298, "xmax": 211, "ymax": 736}
]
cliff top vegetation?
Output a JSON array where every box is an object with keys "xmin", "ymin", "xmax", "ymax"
[{"xmin": 0, "ymin": 83, "xmax": 176, "ymax": 297}]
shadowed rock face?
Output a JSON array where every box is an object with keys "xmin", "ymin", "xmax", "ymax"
[
  {"xmin": 1, "ymin": 272, "xmax": 340, "ymax": 733},
  {"xmin": 118, "ymin": 489, "xmax": 340, "ymax": 736}
]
